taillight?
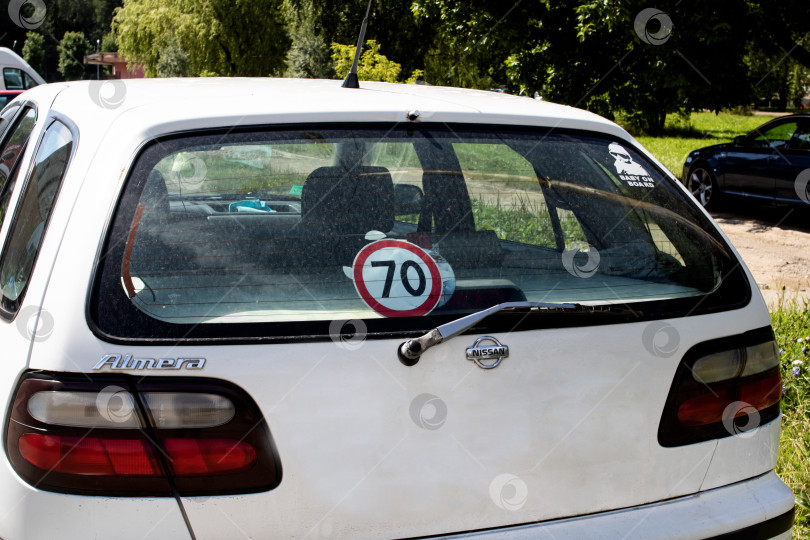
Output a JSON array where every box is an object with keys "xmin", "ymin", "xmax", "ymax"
[
  {"xmin": 4, "ymin": 372, "xmax": 281, "ymax": 496},
  {"xmin": 658, "ymin": 327, "xmax": 782, "ymax": 447}
]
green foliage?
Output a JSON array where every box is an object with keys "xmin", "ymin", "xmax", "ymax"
[
  {"xmin": 750, "ymin": 0, "xmax": 810, "ymax": 70},
  {"xmin": 57, "ymin": 31, "xmax": 89, "ymax": 81},
  {"xmin": 422, "ymin": 36, "xmax": 497, "ymax": 89},
  {"xmin": 284, "ymin": 0, "xmax": 334, "ymax": 79},
  {"xmin": 405, "ymin": 70, "xmax": 425, "ymax": 85},
  {"xmin": 748, "ymin": 49, "xmax": 810, "ymax": 111},
  {"xmin": 413, "ymin": 0, "xmax": 810, "ymax": 133},
  {"xmin": 288, "ymin": 0, "xmax": 434, "ymax": 80},
  {"xmin": 92, "ymin": 0, "xmax": 124, "ymax": 41},
  {"xmin": 331, "ymin": 40, "xmax": 401, "ymax": 83},
  {"xmin": 412, "ymin": 2, "xmax": 510, "ymax": 89},
  {"xmin": 21, "ymin": 32, "xmax": 45, "ymax": 74},
  {"xmin": 771, "ymin": 297, "xmax": 810, "ymax": 537},
  {"xmin": 156, "ymin": 37, "xmax": 190, "ymax": 78},
  {"xmin": 100, "ymin": 32, "xmax": 118, "ymax": 53},
  {"xmin": 113, "ymin": 0, "xmax": 291, "ymax": 77},
  {"xmin": 287, "ymin": 33, "xmax": 334, "ymax": 79}
]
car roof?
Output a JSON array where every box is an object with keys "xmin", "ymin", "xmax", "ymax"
[{"xmin": 21, "ymin": 78, "xmax": 631, "ymax": 140}]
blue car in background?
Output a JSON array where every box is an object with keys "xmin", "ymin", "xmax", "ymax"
[{"xmin": 683, "ymin": 113, "xmax": 810, "ymax": 209}]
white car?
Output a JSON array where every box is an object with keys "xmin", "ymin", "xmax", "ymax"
[{"xmin": 0, "ymin": 79, "xmax": 794, "ymax": 539}]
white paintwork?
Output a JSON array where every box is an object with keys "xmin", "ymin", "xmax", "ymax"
[
  {"xmin": 0, "ymin": 79, "xmax": 791, "ymax": 538},
  {"xmin": 432, "ymin": 472, "xmax": 794, "ymax": 539},
  {"xmin": 0, "ymin": 47, "xmax": 45, "ymax": 91}
]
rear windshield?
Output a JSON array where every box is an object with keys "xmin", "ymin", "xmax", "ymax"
[{"xmin": 92, "ymin": 125, "xmax": 749, "ymax": 342}]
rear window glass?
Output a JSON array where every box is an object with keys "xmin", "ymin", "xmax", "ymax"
[{"xmin": 93, "ymin": 125, "xmax": 748, "ymax": 341}]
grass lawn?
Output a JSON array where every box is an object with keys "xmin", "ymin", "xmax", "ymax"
[
  {"xmin": 624, "ymin": 112, "xmax": 766, "ymax": 180},
  {"xmin": 772, "ymin": 298, "xmax": 810, "ymax": 538}
]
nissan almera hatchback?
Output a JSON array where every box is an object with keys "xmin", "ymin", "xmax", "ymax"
[{"xmin": 0, "ymin": 79, "xmax": 794, "ymax": 539}]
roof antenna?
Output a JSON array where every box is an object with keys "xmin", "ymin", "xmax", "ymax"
[{"xmin": 342, "ymin": 0, "xmax": 373, "ymax": 89}]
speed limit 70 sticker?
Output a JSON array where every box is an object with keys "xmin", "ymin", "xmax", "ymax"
[{"xmin": 352, "ymin": 239, "xmax": 453, "ymax": 317}]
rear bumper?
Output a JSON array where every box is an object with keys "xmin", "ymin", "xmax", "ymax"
[{"xmin": 433, "ymin": 472, "xmax": 794, "ymax": 540}]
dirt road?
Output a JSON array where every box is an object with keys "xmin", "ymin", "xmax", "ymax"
[{"xmin": 712, "ymin": 208, "xmax": 810, "ymax": 306}]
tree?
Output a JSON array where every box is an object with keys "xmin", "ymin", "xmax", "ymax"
[
  {"xmin": 156, "ymin": 37, "xmax": 190, "ymax": 78},
  {"xmin": 414, "ymin": 0, "xmax": 758, "ymax": 132},
  {"xmin": 100, "ymin": 32, "xmax": 118, "ymax": 53},
  {"xmin": 22, "ymin": 32, "xmax": 46, "ymax": 74},
  {"xmin": 57, "ymin": 31, "xmax": 89, "ymax": 81},
  {"xmin": 751, "ymin": 0, "xmax": 810, "ymax": 71},
  {"xmin": 748, "ymin": 49, "xmax": 810, "ymax": 111},
  {"xmin": 285, "ymin": 0, "xmax": 335, "ymax": 79},
  {"xmin": 113, "ymin": 0, "xmax": 291, "ymax": 77},
  {"xmin": 287, "ymin": 0, "xmax": 435, "ymax": 81},
  {"xmin": 331, "ymin": 40, "xmax": 401, "ymax": 83}
]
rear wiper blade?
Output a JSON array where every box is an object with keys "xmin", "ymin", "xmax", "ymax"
[{"xmin": 397, "ymin": 301, "xmax": 636, "ymax": 366}]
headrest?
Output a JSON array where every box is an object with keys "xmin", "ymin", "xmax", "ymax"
[{"xmin": 302, "ymin": 165, "xmax": 394, "ymax": 235}]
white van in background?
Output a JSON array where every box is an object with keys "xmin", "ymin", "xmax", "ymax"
[{"xmin": 0, "ymin": 47, "xmax": 45, "ymax": 92}]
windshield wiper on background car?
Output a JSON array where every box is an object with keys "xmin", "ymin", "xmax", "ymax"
[{"xmin": 398, "ymin": 301, "xmax": 638, "ymax": 365}]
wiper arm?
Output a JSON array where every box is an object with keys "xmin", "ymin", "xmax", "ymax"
[{"xmin": 398, "ymin": 301, "xmax": 579, "ymax": 366}]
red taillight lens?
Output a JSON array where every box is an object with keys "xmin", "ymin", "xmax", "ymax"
[
  {"xmin": 164, "ymin": 438, "xmax": 256, "ymax": 476},
  {"xmin": 659, "ymin": 327, "xmax": 782, "ymax": 447},
  {"xmin": 5, "ymin": 373, "xmax": 281, "ymax": 496},
  {"xmin": 19, "ymin": 434, "xmax": 162, "ymax": 475}
]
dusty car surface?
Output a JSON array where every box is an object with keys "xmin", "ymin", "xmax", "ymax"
[{"xmin": 0, "ymin": 79, "xmax": 794, "ymax": 539}]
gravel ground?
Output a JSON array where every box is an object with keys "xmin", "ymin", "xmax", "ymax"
[{"xmin": 711, "ymin": 206, "xmax": 810, "ymax": 306}]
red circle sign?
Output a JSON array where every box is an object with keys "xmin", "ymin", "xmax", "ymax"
[{"xmin": 352, "ymin": 240, "xmax": 442, "ymax": 317}]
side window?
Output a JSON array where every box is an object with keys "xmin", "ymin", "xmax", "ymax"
[
  {"xmin": 3, "ymin": 69, "xmax": 24, "ymax": 91},
  {"xmin": 753, "ymin": 121, "xmax": 799, "ymax": 149},
  {"xmin": 23, "ymin": 72, "xmax": 39, "ymax": 90},
  {"xmin": 789, "ymin": 123, "xmax": 810, "ymax": 151},
  {"xmin": 0, "ymin": 108, "xmax": 37, "ymax": 219},
  {"xmin": 0, "ymin": 121, "xmax": 73, "ymax": 314}
]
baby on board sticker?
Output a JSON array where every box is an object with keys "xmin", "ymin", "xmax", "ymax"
[{"xmin": 608, "ymin": 142, "xmax": 655, "ymax": 188}]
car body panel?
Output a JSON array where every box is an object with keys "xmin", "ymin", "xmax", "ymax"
[
  {"xmin": 27, "ymin": 312, "xmax": 778, "ymax": 539},
  {"xmin": 430, "ymin": 472, "xmax": 793, "ymax": 540},
  {"xmin": 722, "ymin": 146, "xmax": 777, "ymax": 200},
  {"xmin": 774, "ymin": 146, "xmax": 810, "ymax": 203}
]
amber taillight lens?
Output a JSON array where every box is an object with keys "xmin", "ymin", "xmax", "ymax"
[{"xmin": 658, "ymin": 327, "xmax": 782, "ymax": 447}]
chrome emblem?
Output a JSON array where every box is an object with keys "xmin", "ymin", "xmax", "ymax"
[
  {"xmin": 94, "ymin": 354, "xmax": 206, "ymax": 371},
  {"xmin": 465, "ymin": 336, "xmax": 509, "ymax": 369}
]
